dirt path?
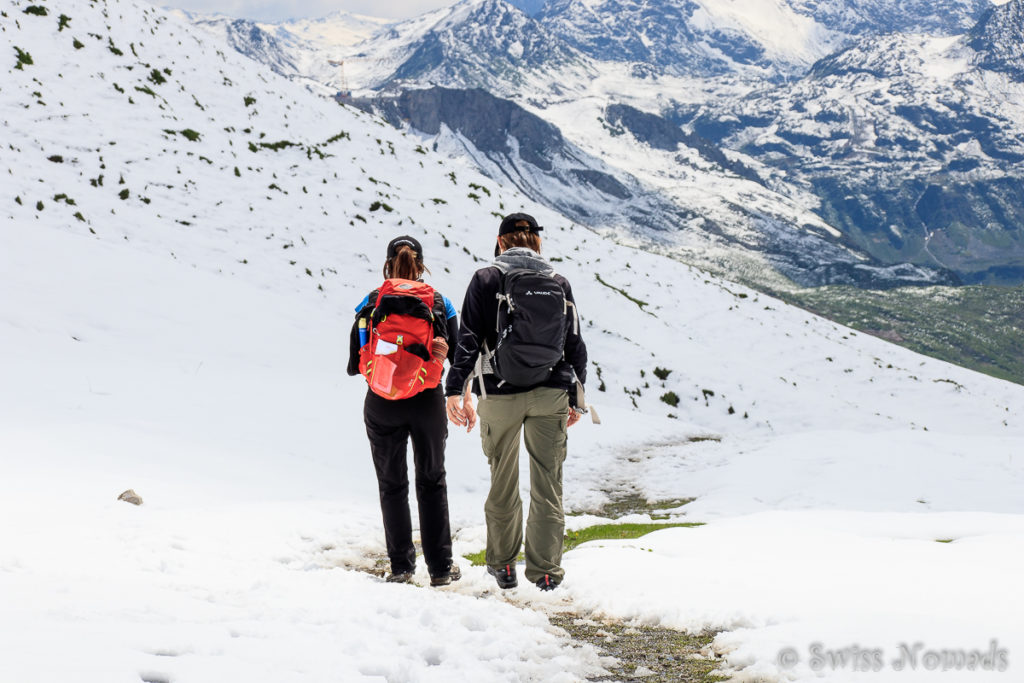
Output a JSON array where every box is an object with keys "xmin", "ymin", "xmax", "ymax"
[{"xmin": 550, "ymin": 612, "xmax": 725, "ymax": 682}]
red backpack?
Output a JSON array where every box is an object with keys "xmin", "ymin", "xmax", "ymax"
[{"xmin": 357, "ymin": 279, "xmax": 445, "ymax": 400}]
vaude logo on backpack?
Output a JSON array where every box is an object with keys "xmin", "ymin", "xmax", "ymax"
[
  {"xmin": 491, "ymin": 269, "xmax": 571, "ymax": 387},
  {"xmin": 358, "ymin": 279, "xmax": 443, "ymax": 400}
]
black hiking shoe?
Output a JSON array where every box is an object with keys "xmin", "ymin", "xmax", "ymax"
[
  {"xmin": 385, "ymin": 570, "xmax": 415, "ymax": 584},
  {"xmin": 430, "ymin": 563, "xmax": 462, "ymax": 587},
  {"xmin": 487, "ymin": 563, "xmax": 518, "ymax": 589},
  {"xmin": 535, "ymin": 574, "xmax": 559, "ymax": 591}
]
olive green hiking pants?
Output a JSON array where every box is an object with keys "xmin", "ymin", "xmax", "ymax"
[{"xmin": 478, "ymin": 386, "xmax": 569, "ymax": 584}]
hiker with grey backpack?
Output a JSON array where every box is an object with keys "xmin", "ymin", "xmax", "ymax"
[{"xmin": 445, "ymin": 213, "xmax": 589, "ymax": 591}]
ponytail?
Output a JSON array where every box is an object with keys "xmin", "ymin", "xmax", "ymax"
[{"xmin": 384, "ymin": 245, "xmax": 429, "ymax": 280}]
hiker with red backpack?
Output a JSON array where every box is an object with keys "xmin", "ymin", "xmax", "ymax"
[
  {"xmin": 445, "ymin": 213, "xmax": 588, "ymax": 592},
  {"xmin": 347, "ymin": 236, "xmax": 461, "ymax": 586}
]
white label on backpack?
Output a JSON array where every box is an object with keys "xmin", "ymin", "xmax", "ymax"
[{"xmin": 375, "ymin": 339, "xmax": 398, "ymax": 355}]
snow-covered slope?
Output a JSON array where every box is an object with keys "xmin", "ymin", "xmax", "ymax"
[{"xmin": 4, "ymin": 0, "xmax": 1024, "ymax": 681}]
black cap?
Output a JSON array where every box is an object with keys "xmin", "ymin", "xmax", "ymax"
[
  {"xmin": 386, "ymin": 235, "xmax": 423, "ymax": 260},
  {"xmin": 495, "ymin": 213, "xmax": 543, "ymax": 256},
  {"xmin": 498, "ymin": 212, "xmax": 543, "ymax": 236}
]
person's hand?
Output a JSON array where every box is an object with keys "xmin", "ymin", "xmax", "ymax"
[
  {"xmin": 431, "ymin": 337, "xmax": 448, "ymax": 364},
  {"xmin": 446, "ymin": 392, "xmax": 477, "ymax": 432},
  {"xmin": 567, "ymin": 408, "xmax": 583, "ymax": 428},
  {"xmin": 464, "ymin": 394, "xmax": 476, "ymax": 430}
]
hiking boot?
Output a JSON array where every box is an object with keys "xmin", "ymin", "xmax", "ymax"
[
  {"xmin": 535, "ymin": 574, "xmax": 559, "ymax": 591},
  {"xmin": 385, "ymin": 570, "xmax": 415, "ymax": 584},
  {"xmin": 487, "ymin": 563, "xmax": 518, "ymax": 589},
  {"xmin": 429, "ymin": 563, "xmax": 462, "ymax": 587}
]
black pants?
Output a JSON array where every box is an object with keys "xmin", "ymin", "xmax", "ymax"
[{"xmin": 363, "ymin": 386, "xmax": 452, "ymax": 576}]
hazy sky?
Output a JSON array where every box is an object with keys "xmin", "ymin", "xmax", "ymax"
[{"xmin": 167, "ymin": 0, "xmax": 452, "ymax": 22}]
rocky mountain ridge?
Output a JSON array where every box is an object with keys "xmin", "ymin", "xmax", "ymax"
[{"xmin": 687, "ymin": 1, "xmax": 1024, "ymax": 283}]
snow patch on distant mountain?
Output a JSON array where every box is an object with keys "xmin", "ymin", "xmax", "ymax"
[
  {"xmin": 689, "ymin": 0, "xmax": 838, "ymax": 64},
  {"xmin": 279, "ymin": 11, "xmax": 393, "ymax": 49}
]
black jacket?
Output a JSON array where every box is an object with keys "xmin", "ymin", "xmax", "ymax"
[
  {"xmin": 347, "ymin": 287, "xmax": 458, "ymax": 377},
  {"xmin": 444, "ymin": 250, "xmax": 587, "ymax": 400}
]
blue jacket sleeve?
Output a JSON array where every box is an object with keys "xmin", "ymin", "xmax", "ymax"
[{"xmin": 347, "ymin": 292, "xmax": 376, "ymax": 376}]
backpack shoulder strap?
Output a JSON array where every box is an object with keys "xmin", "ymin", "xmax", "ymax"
[
  {"xmin": 431, "ymin": 291, "xmax": 448, "ymax": 338},
  {"xmin": 474, "ymin": 341, "xmax": 494, "ymax": 398},
  {"xmin": 431, "ymin": 291, "xmax": 447, "ymax": 318},
  {"xmin": 494, "ymin": 266, "xmax": 520, "ymax": 310}
]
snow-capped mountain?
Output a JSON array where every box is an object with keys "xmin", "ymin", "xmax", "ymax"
[
  {"xmin": 365, "ymin": 0, "xmax": 592, "ymax": 92},
  {"xmin": 356, "ymin": 87, "xmax": 956, "ymax": 288},
  {"xmin": 186, "ymin": 0, "xmax": 595, "ymax": 96},
  {"xmin": 177, "ymin": 0, "xmax": 970, "ymax": 289},
  {"xmin": 535, "ymin": 0, "xmax": 840, "ymax": 78},
  {"xmin": 687, "ymin": 0, "xmax": 1024, "ymax": 283},
  {"xmin": 187, "ymin": 0, "xmax": 997, "ymax": 89},
  {"xmin": 174, "ymin": 0, "xmax": 1024, "ymax": 289},
  {"xmin": 535, "ymin": 0, "xmax": 990, "ymax": 79}
]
